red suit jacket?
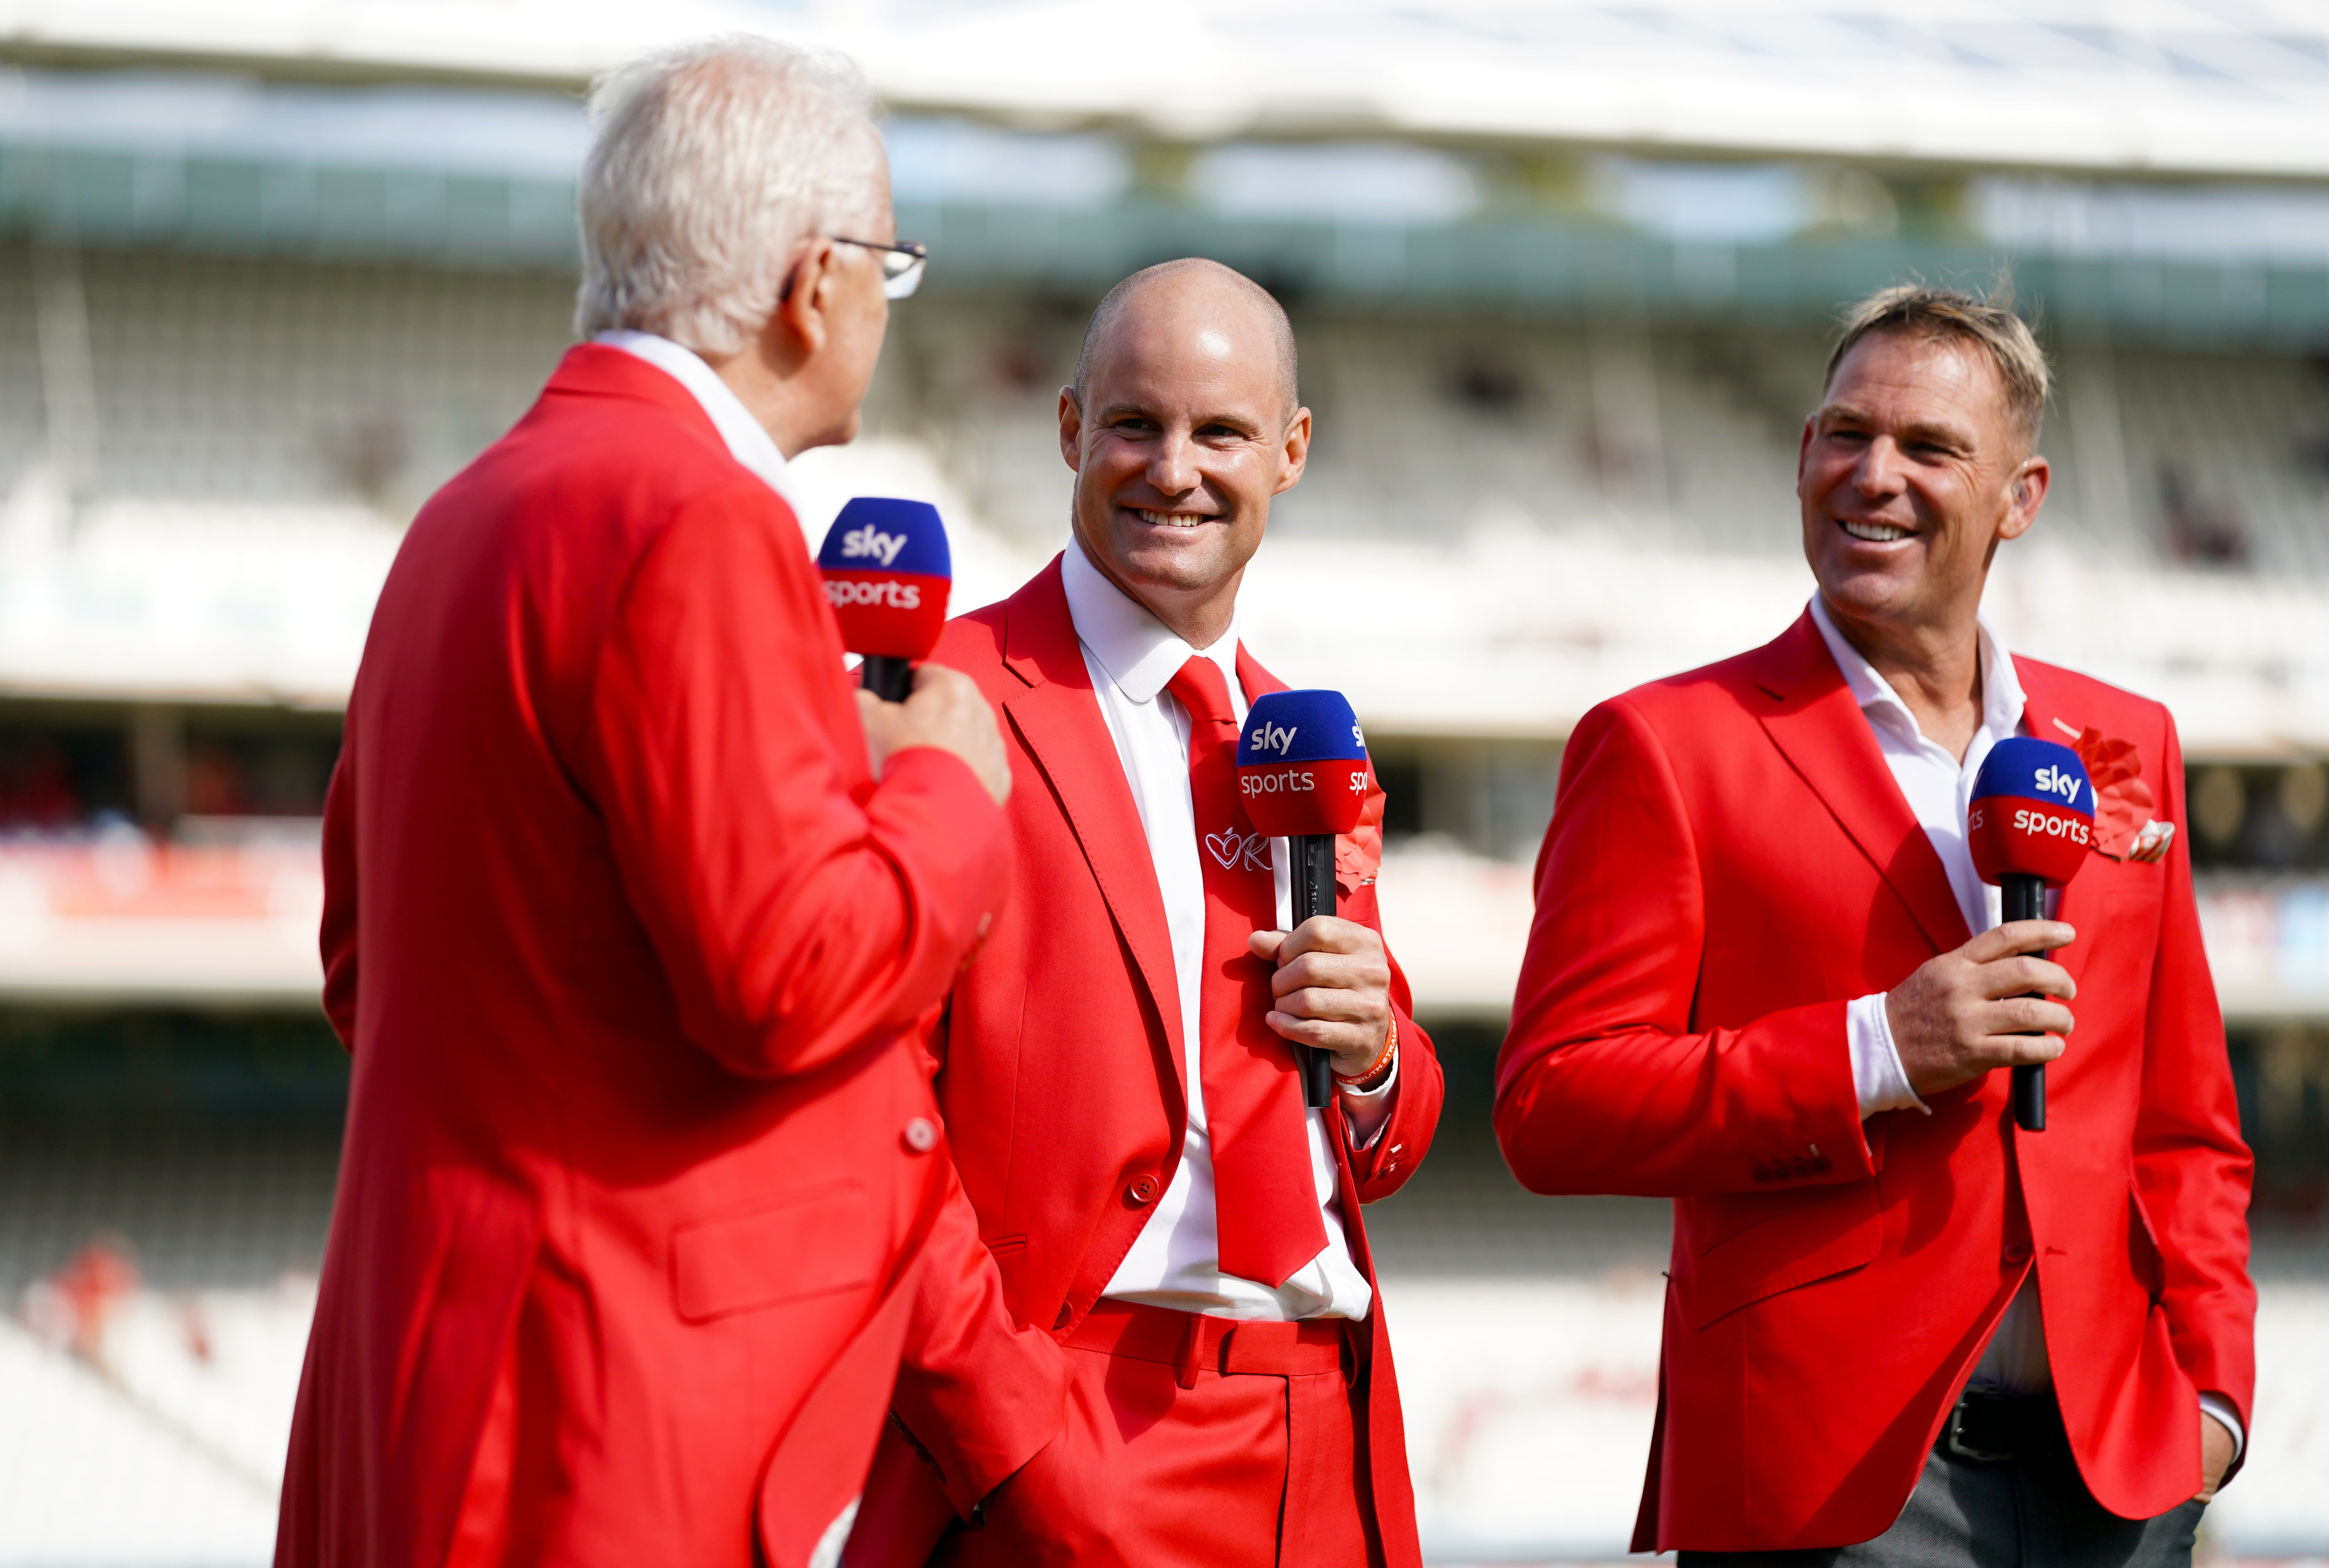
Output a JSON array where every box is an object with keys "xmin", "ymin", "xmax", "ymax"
[
  {"xmin": 853, "ymin": 559, "xmax": 1443, "ymax": 1564},
  {"xmin": 1495, "ymin": 612, "xmax": 2254, "ymax": 1552},
  {"xmin": 277, "ymin": 346, "xmax": 1008, "ymax": 1568}
]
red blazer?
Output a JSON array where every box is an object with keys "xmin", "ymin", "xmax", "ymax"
[
  {"xmin": 853, "ymin": 559, "xmax": 1443, "ymax": 1565},
  {"xmin": 277, "ymin": 346, "xmax": 1008, "ymax": 1568},
  {"xmin": 1495, "ymin": 612, "xmax": 2255, "ymax": 1551}
]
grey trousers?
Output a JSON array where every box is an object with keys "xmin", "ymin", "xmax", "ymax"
[{"xmin": 1677, "ymin": 1420, "xmax": 2207, "ymax": 1568}]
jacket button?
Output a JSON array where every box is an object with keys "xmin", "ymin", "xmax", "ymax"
[
  {"xmin": 1127, "ymin": 1174, "xmax": 1161, "ymax": 1204},
  {"xmin": 902, "ymin": 1117, "xmax": 939, "ymax": 1154},
  {"xmin": 2003, "ymin": 1242, "xmax": 2033, "ymax": 1266}
]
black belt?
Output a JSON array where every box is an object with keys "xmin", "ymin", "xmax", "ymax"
[{"xmin": 1942, "ymin": 1386, "xmax": 2062, "ymax": 1465}]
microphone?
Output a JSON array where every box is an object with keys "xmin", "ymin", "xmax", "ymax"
[
  {"xmin": 1967, "ymin": 736, "xmax": 2095, "ymax": 1133},
  {"xmin": 1236, "ymin": 689, "xmax": 1371, "ymax": 1109},
  {"xmin": 817, "ymin": 498, "xmax": 952, "ymax": 701}
]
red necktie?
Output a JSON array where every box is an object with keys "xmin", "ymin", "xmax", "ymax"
[{"xmin": 1165, "ymin": 655, "xmax": 1328, "ymax": 1289}]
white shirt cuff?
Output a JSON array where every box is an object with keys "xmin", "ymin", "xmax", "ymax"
[
  {"xmin": 1848, "ymin": 992, "xmax": 1928, "ymax": 1120},
  {"xmin": 2199, "ymin": 1393, "xmax": 2246, "ymax": 1465},
  {"xmin": 1339, "ymin": 1049, "xmax": 1398, "ymax": 1151}
]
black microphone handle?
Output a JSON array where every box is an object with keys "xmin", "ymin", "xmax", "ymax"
[
  {"xmin": 2004, "ymin": 873, "xmax": 2048, "ymax": 1133},
  {"xmin": 861, "ymin": 655, "xmax": 914, "ymax": 703},
  {"xmin": 1293, "ymin": 833, "xmax": 1339, "ymax": 1109}
]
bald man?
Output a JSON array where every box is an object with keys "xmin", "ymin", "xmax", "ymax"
[{"xmin": 844, "ymin": 260, "xmax": 1443, "ymax": 1568}]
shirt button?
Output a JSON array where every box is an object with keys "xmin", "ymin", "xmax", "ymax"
[
  {"xmin": 1128, "ymin": 1174, "xmax": 1161, "ymax": 1204},
  {"xmin": 2003, "ymin": 1242, "xmax": 2033, "ymax": 1266},
  {"xmin": 902, "ymin": 1117, "xmax": 939, "ymax": 1154}
]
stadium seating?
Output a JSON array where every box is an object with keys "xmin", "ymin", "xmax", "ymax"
[{"xmin": 0, "ymin": 242, "xmax": 2324, "ymax": 1565}]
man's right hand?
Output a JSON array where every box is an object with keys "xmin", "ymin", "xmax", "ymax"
[
  {"xmin": 1885, "ymin": 920, "xmax": 2077, "ymax": 1100},
  {"xmin": 857, "ymin": 663, "xmax": 1012, "ymax": 807}
]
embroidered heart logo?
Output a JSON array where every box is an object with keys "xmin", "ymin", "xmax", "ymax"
[{"xmin": 1205, "ymin": 828, "xmax": 1245, "ymax": 870}]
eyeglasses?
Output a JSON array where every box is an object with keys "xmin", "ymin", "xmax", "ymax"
[{"xmin": 831, "ymin": 236, "xmax": 928, "ymax": 299}]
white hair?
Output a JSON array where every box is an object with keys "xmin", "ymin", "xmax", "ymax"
[{"xmin": 576, "ymin": 36, "xmax": 887, "ymax": 354}]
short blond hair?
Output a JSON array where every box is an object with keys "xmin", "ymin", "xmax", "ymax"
[{"xmin": 1823, "ymin": 282, "xmax": 2050, "ymax": 449}]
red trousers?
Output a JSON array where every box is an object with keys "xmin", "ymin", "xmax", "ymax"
[{"xmin": 888, "ymin": 1301, "xmax": 1383, "ymax": 1568}]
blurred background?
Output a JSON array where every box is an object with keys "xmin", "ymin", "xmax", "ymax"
[{"xmin": 0, "ymin": 1, "xmax": 2325, "ymax": 1562}]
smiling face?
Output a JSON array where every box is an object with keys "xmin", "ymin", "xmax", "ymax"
[
  {"xmin": 1797, "ymin": 328, "xmax": 2048, "ymax": 644},
  {"xmin": 1060, "ymin": 268, "xmax": 1308, "ymax": 645}
]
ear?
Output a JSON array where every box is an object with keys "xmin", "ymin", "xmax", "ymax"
[
  {"xmin": 1997, "ymin": 454, "xmax": 2050, "ymax": 542},
  {"xmin": 770, "ymin": 238, "xmax": 839, "ymax": 365},
  {"xmin": 1271, "ymin": 406, "xmax": 1313, "ymax": 496},
  {"xmin": 1057, "ymin": 387, "xmax": 1083, "ymax": 473}
]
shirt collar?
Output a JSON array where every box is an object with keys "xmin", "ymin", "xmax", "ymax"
[
  {"xmin": 1060, "ymin": 534, "xmax": 1242, "ymax": 705},
  {"xmin": 1808, "ymin": 593, "xmax": 2024, "ymax": 745},
  {"xmin": 593, "ymin": 330, "xmax": 799, "ymax": 512}
]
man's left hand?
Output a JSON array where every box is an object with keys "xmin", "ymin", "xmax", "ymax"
[
  {"xmin": 1249, "ymin": 918, "xmax": 1392, "ymax": 1078},
  {"xmin": 2198, "ymin": 1412, "xmax": 2236, "ymax": 1503}
]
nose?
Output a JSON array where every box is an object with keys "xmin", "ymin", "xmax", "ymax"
[
  {"xmin": 1146, "ymin": 430, "xmax": 1199, "ymax": 499},
  {"xmin": 1852, "ymin": 434, "xmax": 1909, "ymax": 500}
]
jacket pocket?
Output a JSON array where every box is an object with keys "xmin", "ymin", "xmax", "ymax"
[
  {"xmin": 983, "ymin": 1233, "xmax": 1030, "ymax": 1311},
  {"xmin": 1677, "ymin": 1180, "xmax": 1882, "ymax": 1330},
  {"xmin": 671, "ymin": 1181, "xmax": 879, "ymax": 1324},
  {"xmin": 2127, "ymin": 1181, "xmax": 2168, "ymax": 1304}
]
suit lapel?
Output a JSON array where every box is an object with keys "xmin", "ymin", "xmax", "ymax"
[
  {"xmin": 998, "ymin": 560, "xmax": 1189, "ymax": 1100},
  {"xmin": 1234, "ymin": 644, "xmax": 1288, "ymax": 706},
  {"xmin": 1752, "ymin": 613, "xmax": 1972, "ymax": 957}
]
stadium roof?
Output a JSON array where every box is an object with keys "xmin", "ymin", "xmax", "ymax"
[{"xmin": 5, "ymin": 0, "xmax": 2329, "ymax": 183}]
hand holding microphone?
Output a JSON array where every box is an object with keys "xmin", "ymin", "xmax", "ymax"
[
  {"xmin": 856, "ymin": 669, "xmax": 1011, "ymax": 806},
  {"xmin": 1883, "ymin": 924, "xmax": 2076, "ymax": 1105},
  {"xmin": 1885, "ymin": 738, "xmax": 2093, "ymax": 1126},
  {"xmin": 1967, "ymin": 738, "xmax": 2096, "ymax": 1130},
  {"xmin": 1237, "ymin": 690, "xmax": 1390, "ymax": 1107},
  {"xmin": 822, "ymin": 498, "xmax": 1009, "ymax": 805}
]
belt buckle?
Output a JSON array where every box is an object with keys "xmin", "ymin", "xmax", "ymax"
[{"xmin": 1945, "ymin": 1398, "xmax": 2015, "ymax": 1464}]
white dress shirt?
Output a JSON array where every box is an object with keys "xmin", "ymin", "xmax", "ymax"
[
  {"xmin": 594, "ymin": 330, "xmax": 804, "ymax": 521},
  {"xmin": 1811, "ymin": 596, "xmax": 2242, "ymax": 1455},
  {"xmin": 1062, "ymin": 539, "xmax": 1394, "ymax": 1322}
]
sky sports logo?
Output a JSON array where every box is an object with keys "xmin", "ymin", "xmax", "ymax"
[
  {"xmin": 2033, "ymin": 764, "xmax": 2083, "ymax": 802},
  {"xmin": 823, "ymin": 577, "xmax": 923, "ymax": 609},
  {"xmin": 836, "ymin": 524, "xmax": 910, "ymax": 567},
  {"xmin": 1248, "ymin": 720, "xmax": 1299, "ymax": 756},
  {"xmin": 1969, "ymin": 803, "xmax": 2093, "ymax": 846},
  {"xmin": 1240, "ymin": 767, "xmax": 1369, "ymax": 799}
]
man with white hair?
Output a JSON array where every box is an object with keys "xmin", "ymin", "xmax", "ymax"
[{"xmin": 276, "ymin": 38, "xmax": 1011, "ymax": 1568}]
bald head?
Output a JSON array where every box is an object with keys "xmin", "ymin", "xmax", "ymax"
[
  {"xmin": 1070, "ymin": 259, "xmax": 1300, "ymax": 423},
  {"xmin": 1056, "ymin": 258, "xmax": 1312, "ymax": 650}
]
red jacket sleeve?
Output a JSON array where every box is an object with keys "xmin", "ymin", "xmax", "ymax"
[
  {"xmin": 2130, "ymin": 717, "xmax": 2256, "ymax": 1436},
  {"xmin": 1495, "ymin": 697, "xmax": 1874, "ymax": 1197},
  {"xmin": 319, "ymin": 727, "xmax": 359, "ymax": 1052},
  {"xmin": 1336, "ymin": 876, "xmax": 1441, "ymax": 1202},
  {"xmin": 580, "ymin": 487, "xmax": 1010, "ymax": 1079}
]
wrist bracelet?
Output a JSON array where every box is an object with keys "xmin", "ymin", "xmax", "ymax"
[{"xmin": 1335, "ymin": 1016, "xmax": 1397, "ymax": 1091}]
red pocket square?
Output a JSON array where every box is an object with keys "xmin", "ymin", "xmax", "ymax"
[{"xmin": 2061, "ymin": 723, "xmax": 2169, "ymax": 862}]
